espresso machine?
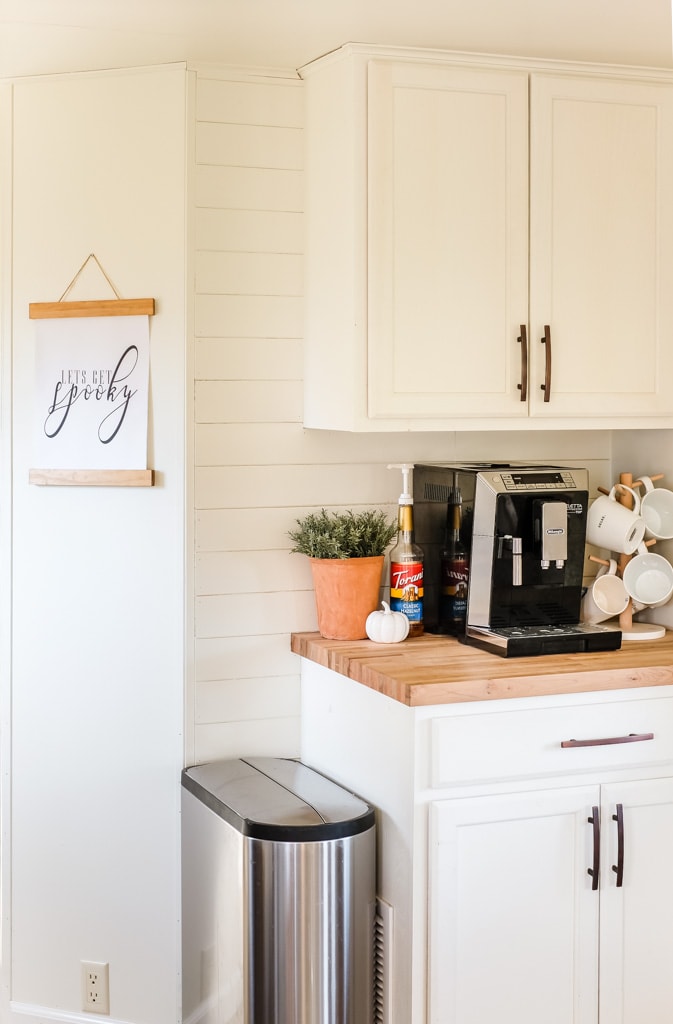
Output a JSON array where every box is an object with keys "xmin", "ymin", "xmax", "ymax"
[{"xmin": 414, "ymin": 463, "xmax": 622, "ymax": 656}]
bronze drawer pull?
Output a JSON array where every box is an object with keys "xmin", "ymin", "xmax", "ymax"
[
  {"xmin": 541, "ymin": 324, "xmax": 552, "ymax": 402},
  {"xmin": 587, "ymin": 805, "xmax": 600, "ymax": 891},
  {"xmin": 517, "ymin": 324, "xmax": 528, "ymax": 402},
  {"xmin": 561, "ymin": 732, "xmax": 654, "ymax": 749},
  {"xmin": 612, "ymin": 803, "xmax": 625, "ymax": 887}
]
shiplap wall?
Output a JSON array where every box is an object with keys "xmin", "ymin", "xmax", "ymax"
[
  {"xmin": 189, "ymin": 68, "xmax": 613, "ymax": 766},
  {"xmin": 192, "ymin": 72, "xmax": 306, "ymax": 762}
]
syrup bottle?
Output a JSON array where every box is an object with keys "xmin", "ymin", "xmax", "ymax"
[
  {"xmin": 388, "ymin": 463, "xmax": 424, "ymax": 637},
  {"xmin": 440, "ymin": 486, "xmax": 469, "ymax": 636}
]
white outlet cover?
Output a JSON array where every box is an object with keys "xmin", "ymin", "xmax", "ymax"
[{"xmin": 82, "ymin": 960, "xmax": 110, "ymax": 1015}]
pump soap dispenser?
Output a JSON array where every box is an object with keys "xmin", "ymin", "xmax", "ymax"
[{"xmin": 388, "ymin": 463, "xmax": 424, "ymax": 637}]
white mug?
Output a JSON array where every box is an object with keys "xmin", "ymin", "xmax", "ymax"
[
  {"xmin": 639, "ymin": 476, "xmax": 673, "ymax": 541},
  {"xmin": 622, "ymin": 543, "xmax": 673, "ymax": 610},
  {"xmin": 586, "ymin": 485, "xmax": 646, "ymax": 555},
  {"xmin": 581, "ymin": 559, "xmax": 629, "ymax": 624}
]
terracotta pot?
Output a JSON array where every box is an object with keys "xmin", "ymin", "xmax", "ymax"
[{"xmin": 310, "ymin": 555, "xmax": 385, "ymax": 640}]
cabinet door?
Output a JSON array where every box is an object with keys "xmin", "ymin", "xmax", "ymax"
[
  {"xmin": 367, "ymin": 60, "xmax": 529, "ymax": 420},
  {"xmin": 599, "ymin": 778, "xmax": 673, "ymax": 1024},
  {"xmin": 529, "ymin": 74, "xmax": 673, "ymax": 419},
  {"xmin": 428, "ymin": 788, "xmax": 599, "ymax": 1024}
]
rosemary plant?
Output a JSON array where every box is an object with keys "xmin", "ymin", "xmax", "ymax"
[{"xmin": 288, "ymin": 508, "xmax": 397, "ymax": 559}]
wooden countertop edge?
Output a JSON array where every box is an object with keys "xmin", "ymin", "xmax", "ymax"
[{"xmin": 291, "ymin": 631, "xmax": 673, "ymax": 707}]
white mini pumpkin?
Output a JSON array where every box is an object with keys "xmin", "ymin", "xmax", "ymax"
[{"xmin": 365, "ymin": 601, "xmax": 410, "ymax": 644}]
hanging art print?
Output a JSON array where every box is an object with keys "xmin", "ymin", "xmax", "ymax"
[{"xmin": 33, "ymin": 313, "xmax": 150, "ymax": 471}]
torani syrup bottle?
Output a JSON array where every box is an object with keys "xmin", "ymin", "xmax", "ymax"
[
  {"xmin": 387, "ymin": 463, "xmax": 424, "ymax": 637},
  {"xmin": 439, "ymin": 486, "xmax": 470, "ymax": 635}
]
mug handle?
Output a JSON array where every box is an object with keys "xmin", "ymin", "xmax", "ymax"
[
  {"xmin": 610, "ymin": 483, "xmax": 641, "ymax": 514},
  {"xmin": 596, "ymin": 558, "xmax": 618, "ymax": 578},
  {"xmin": 635, "ymin": 539, "xmax": 658, "ymax": 555}
]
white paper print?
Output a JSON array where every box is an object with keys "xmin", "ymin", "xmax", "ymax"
[{"xmin": 33, "ymin": 315, "xmax": 150, "ymax": 470}]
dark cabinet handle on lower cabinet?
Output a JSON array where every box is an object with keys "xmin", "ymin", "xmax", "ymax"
[
  {"xmin": 588, "ymin": 805, "xmax": 600, "ymax": 891},
  {"xmin": 517, "ymin": 324, "xmax": 528, "ymax": 402},
  {"xmin": 612, "ymin": 803, "xmax": 625, "ymax": 887}
]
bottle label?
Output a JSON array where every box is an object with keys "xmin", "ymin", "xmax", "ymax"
[
  {"xmin": 390, "ymin": 560, "xmax": 424, "ymax": 623},
  {"xmin": 442, "ymin": 558, "xmax": 469, "ymax": 595},
  {"xmin": 441, "ymin": 558, "xmax": 469, "ymax": 624}
]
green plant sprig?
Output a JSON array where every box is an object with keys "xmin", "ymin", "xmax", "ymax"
[{"xmin": 288, "ymin": 508, "xmax": 397, "ymax": 559}]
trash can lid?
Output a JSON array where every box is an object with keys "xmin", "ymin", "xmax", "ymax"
[{"xmin": 181, "ymin": 757, "xmax": 376, "ymax": 842}]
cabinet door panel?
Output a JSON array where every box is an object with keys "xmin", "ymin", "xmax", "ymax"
[
  {"xmin": 600, "ymin": 778, "xmax": 673, "ymax": 1024},
  {"xmin": 529, "ymin": 74, "xmax": 673, "ymax": 418},
  {"xmin": 368, "ymin": 60, "xmax": 529, "ymax": 419},
  {"xmin": 429, "ymin": 788, "xmax": 599, "ymax": 1024}
]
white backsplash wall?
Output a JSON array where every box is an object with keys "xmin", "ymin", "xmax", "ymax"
[{"xmin": 189, "ymin": 67, "xmax": 614, "ymax": 766}]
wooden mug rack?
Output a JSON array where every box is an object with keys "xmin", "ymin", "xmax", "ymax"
[{"xmin": 591, "ymin": 471, "xmax": 666, "ymax": 641}]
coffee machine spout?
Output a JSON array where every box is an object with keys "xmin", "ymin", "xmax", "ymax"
[
  {"xmin": 512, "ymin": 536, "xmax": 522, "ymax": 585},
  {"xmin": 497, "ymin": 534, "xmax": 523, "ymax": 586}
]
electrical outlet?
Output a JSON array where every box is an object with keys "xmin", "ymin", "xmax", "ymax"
[{"xmin": 82, "ymin": 961, "xmax": 110, "ymax": 1015}]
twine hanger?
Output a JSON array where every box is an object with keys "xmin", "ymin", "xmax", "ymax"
[{"xmin": 58, "ymin": 253, "xmax": 122, "ymax": 302}]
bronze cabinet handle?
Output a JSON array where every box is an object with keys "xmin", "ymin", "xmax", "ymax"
[
  {"xmin": 587, "ymin": 805, "xmax": 600, "ymax": 891},
  {"xmin": 561, "ymin": 732, "xmax": 654, "ymax": 749},
  {"xmin": 612, "ymin": 803, "xmax": 625, "ymax": 887},
  {"xmin": 517, "ymin": 324, "xmax": 528, "ymax": 402},
  {"xmin": 540, "ymin": 324, "xmax": 552, "ymax": 402}
]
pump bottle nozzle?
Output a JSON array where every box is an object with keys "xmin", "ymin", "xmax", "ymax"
[{"xmin": 388, "ymin": 463, "xmax": 414, "ymax": 505}]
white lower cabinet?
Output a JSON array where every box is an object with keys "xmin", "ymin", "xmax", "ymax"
[
  {"xmin": 300, "ymin": 664, "xmax": 673, "ymax": 1024},
  {"xmin": 429, "ymin": 766, "xmax": 673, "ymax": 1022},
  {"xmin": 429, "ymin": 779, "xmax": 673, "ymax": 1024},
  {"xmin": 430, "ymin": 775, "xmax": 673, "ymax": 1022},
  {"xmin": 429, "ymin": 787, "xmax": 600, "ymax": 1024},
  {"xmin": 599, "ymin": 778, "xmax": 673, "ymax": 1024}
]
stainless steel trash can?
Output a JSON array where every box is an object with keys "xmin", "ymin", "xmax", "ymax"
[{"xmin": 181, "ymin": 757, "xmax": 376, "ymax": 1024}]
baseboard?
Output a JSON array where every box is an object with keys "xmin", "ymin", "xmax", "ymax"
[{"xmin": 10, "ymin": 1002, "xmax": 130, "ymax": 1024}]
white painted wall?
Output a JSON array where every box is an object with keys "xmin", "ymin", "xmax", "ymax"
[{"xmin": 3, "ymin": 65, "xmax": 188, "ymax": 1023}]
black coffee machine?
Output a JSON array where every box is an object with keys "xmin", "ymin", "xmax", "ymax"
[{"xmin": 413, "ymin": 463, "xmax": 622, "ymax": 656}]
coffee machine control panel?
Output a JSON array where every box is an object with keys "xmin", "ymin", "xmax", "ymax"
[{"xmin": 497, "ymin": 470, "xmax": 578, "ymax": 491}]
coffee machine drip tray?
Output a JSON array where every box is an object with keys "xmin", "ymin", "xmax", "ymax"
[{"xmin": 464, "ymin": 622, "xmax": 622, "ymax": 658}]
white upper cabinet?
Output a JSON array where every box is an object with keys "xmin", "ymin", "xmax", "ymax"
[
  {"xmin": 528, "ymin": 73, "xmax": 673, "ymax": 420},
  {"xmin": 301, "ymin": 45, "xmax": 673, "ymax": 431},
  {"xmin": 367, "ymin": 60, "xmax": 529, "ymax": 421}
]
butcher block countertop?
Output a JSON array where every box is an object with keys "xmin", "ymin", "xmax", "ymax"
[{"xmin": 291, "ymin": 630, "xmax": 673, "ymax": 707}]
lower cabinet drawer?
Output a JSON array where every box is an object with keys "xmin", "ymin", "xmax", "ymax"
[{"xmin": 431, "ymin": 693, "xmax": 673, "ymax": 787}]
